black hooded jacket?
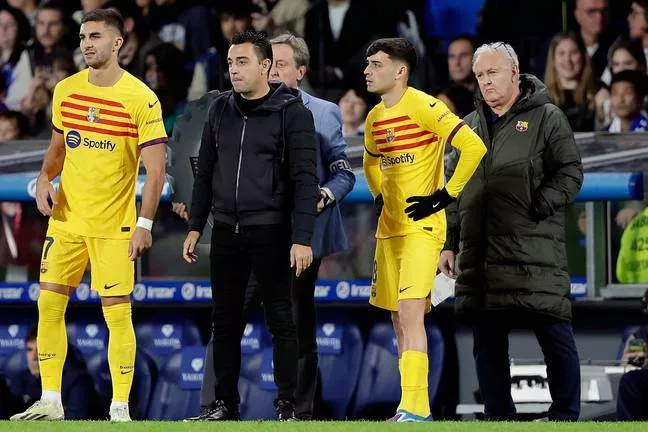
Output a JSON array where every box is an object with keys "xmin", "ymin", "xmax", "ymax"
[{"xmin": 188, "ymin": 82, "xmax": 319, "ymax": 245}]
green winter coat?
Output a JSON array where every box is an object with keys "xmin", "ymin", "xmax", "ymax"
[{"xmin": 445, "ymin": 74, "xmax": 583, "ymax": 321}]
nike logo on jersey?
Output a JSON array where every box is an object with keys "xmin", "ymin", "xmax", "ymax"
[
  {"xmin": 399, "ymin": 286, "xmax": 412, "ymax": 293},
  {"xmin": 148, "ymin": 100, "xmax": 159, "ymax": 108},
  {"xmin": 104, "ymin": 283, "xmax": 119, "ymax": 290},
  {"xmin": 432, "ymin": 202, "xmax": 440, "ymax": 208},
  {"xmin": 120, "ymin": 369, "xmax": 133, "ymax": 375},
  {"xmin": 429, "ymin": 102, "xmax": 437, "ymax": 108}
]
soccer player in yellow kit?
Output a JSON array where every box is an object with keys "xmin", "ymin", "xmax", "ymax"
[
  {"xmin": 11, "ymin": 9, "xmax": 167, "ymax": 422},
  {"xmin": 363, "ymin": 38, "xmax": 486, "ymax": 422}
]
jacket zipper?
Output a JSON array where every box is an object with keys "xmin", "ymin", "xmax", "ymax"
[{"xmin": 234, "ymin": 116, "xmax": 247, "ymax": 233}]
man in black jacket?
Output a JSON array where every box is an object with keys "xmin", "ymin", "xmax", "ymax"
[
  {"xmin": 440, "ymin": 42, "xmax": 584, "ymax": 421},
  {"xmin": 182, "ymin": 30, "xmax": 319, "ymax": 421}
]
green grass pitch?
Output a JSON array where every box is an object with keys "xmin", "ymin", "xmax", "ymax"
[{"xmin": 1, "ymin": 421, "xmax": 647, "ymax": 431}]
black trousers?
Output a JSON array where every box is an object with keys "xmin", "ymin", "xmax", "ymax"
[
  {"xmin": 209, "ymin": 223, "xmax": 297, "ymax": 405},
  {"xmin": 202, "ymin": 252, "xmax": 321, "ymax": 418},
  {"xmin": 472, "ymin": 312, "xmax": 581, "ymax": 421}
]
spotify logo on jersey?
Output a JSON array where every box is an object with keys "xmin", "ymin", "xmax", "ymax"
[{"xmin": 66, "ymin": 130, "xmax": 82, "ymax": 149}]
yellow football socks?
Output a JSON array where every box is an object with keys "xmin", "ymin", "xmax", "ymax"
[
  {"xmin": 103, "ymin": 302, "xmax": 136, "ymax": 403},
  {"xmin": 398, "ymin": 350, "xmax": 430, "ymax": 417},
  {"xmin": 37, "ymin": 290, "xmax": 69, "ymax": 392}
]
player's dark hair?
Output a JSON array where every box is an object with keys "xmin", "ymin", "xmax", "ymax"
[
  {"xmin": 611, "ymin": 69, "xmax": 648, "ymax": 100},
  {"xmin": 26, "ymin": 326, "xmax": 37, "ymax": 343},
  {"xmin": 232, "ymin": 30, "xmax": 273, "ymax": 65},
  {"xmin": 81, "ymin": 8, "xmax": 124, "ymax": 37},
  {"xmin": 367, "ymin": 38, "xmax": 418, "ymax": 74}
]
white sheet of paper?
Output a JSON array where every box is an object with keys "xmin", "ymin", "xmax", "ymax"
[{"xmin": 432, "ymin": 273, "xmax": 456, "ymax": 307}]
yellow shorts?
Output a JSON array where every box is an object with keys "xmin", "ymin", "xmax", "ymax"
[
  {"xmin": 370, "ymin": 234, "xmax": 443, "ymax": 312},
  {"xmin": 39, "ymin": 224, "xmax": 134, "ymax": 297}
]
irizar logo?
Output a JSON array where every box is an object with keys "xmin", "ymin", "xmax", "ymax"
[
  {"xmin": 381, "ymin": 153, "xmax": 415, "ymax": 167},
  {"xmin": 84, "ymin": 137, "xmax": 116, "ymax": 151}
]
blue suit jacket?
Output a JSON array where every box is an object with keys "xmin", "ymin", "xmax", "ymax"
[{"xmin": 300, "ymin": 90, "xmax": 355, "ymax": 258}]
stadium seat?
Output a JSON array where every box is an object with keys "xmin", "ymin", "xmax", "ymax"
[
  {"xmin": 66, "ymin": 321, "xmax": 107, "ymax": 362},
  {"xmin": 2, "ymin": 349, "xmax": 27, "ymax": 391},
  {"xmin": 351, "ymin": 321, "xmax": 444, "ymax": 419},
  {"xmin": 135, "ymin": 319, "xmax": 201, "ymax": 371},
  {"xmin": 147, "ymin": 345, "xmax": 205, "ymax": 420},
  {"xmin": 86, "ymin": 348, "xmax": 157, "ymax": 419},
  {"xmin": 239, "ymin": 346, "xmax": 277, "ymax": 420},
  {"xmin": 0, "ymin": 322, "xmax": 29, "ymax": 372},
  {"xmin": 316, "ymin": 320, "xmax": 363, "ymax": 419}
]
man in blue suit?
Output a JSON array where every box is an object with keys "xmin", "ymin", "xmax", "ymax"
[
  {"xmin": 184, "ymin": 33, "xmax": 355, "ymax": 421},
  {"xmin": 267, "ymin": 33, "xmax": 355, "ymax": 420}
]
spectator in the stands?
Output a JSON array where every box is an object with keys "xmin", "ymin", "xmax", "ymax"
[
  {"xmin": 628, "ymin": 0, "xmax": 648, "ymax": 65},
  {"xmin": 29, "ymin": 1, "xmax": 75, "ymax": 73},
  {"xmin": 145, "ymin": 0, "xmax": 210, "ymax": 65},
  {"xmin": 607, "ymin": 70, "xmax": 648, "ymax": 132},
  {"xmin": 0, "ymin": 110, "xmax": 29, "ymax": 140},
  {"xmin": 305, "ymin": 0, "xmax": 377, "ymax": 99},
  {"xmin": 21, "ymin": 51, "xmax": 75, "ymax": 138},
  {"xmin": 143, "ymin": 42, "xmax": 190, "ymax": 135},
  {"xmin": 447, "ymin": 35, "xmax": 477, "ymax": 92},
  {"xmin": 251, "ymin": 0, "xmax": 309, "ymax": 38},
  {"xmin": 573, "ymin": 0, "xmax": 614, "ymax": 80},
  {"xmin": 338, "ymin": 87, "xmax": 369, "ymax": 138},
  {"xmin": 105, "ymin": 0, "xmax": 161, "ymax": 78},
  {"xmin": 617, "ymin": 324, "xmax": 648, "ymax": 420},
  {"xmin": 7, "ymin": 0, "xmax": 38, "ymax": 26},
  {"xmin": 72, "ymin": 0, "xmax": 109, "ymax": 24},
  {"xmin": 0, "ymin": 5, "xmax": 33, "ymax": 112},
  {"xmin": 596, "ymin": 38, "xmax": 647, "ymax": 129},
  {"xmin": 544, "ymin": 32, "xmax": 597, "ymax": 131},
  {"xmin": 7, "ymin": 327, "xmax": 99, "ymax": 420},
  {"xmin": 211, "ymin": 1, "xmax": 253, "ymax": 90},
  {"xmin": 436, "ymin": 84, "xmax": 474, "ymax": 119},
  {"xmin": 0, "ymin": 73, "xmax": 6, "ymax": 113}
]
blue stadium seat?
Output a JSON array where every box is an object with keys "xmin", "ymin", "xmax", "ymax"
[
  {"xmin": 147, "ymin": 345, "xmax": 205, "ymax": 420},
  {"xmin": 135, "ymin": 320, "xmax": 201, "ymax": 371},
  {"xmin": 239, "ymin": 346, "xmax": 277, "ymax": 420},
  {"xmin": 2, "ymin": 349, "xmax": 27, "ymax": 390},
  {"xmin": 86, "ymin": 348, "xmax": 157, "ymax": 419},
  {"xmin": 316, "ymin": 320, "xmax": 363, "ymax": 419},
  {"xmin": 66, "ymin": 322, "xmax": 107, "ymax": 362},
  {"xmin": 0, "ymin": 322, "xmax": 29, "ymax": 372},
  {"xmin": 351, "ymin": 321, "xmax": 444, "ymax": 419}
]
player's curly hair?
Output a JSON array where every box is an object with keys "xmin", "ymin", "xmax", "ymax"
[{"xmin": 366, "ymin": 38, "xmax": 418, "ymax": 75}]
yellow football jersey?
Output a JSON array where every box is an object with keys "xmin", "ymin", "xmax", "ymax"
[
  {"xmin": 364, "ymin": 87, "xmax": 485, "ymax": 239},
  {"xmin": 50, "ymin": 69, "xmax": 167, "ymax": 239}
]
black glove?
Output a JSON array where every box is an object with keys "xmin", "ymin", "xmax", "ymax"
[
  {"xmin": 374, "ymin": 194, "xmax": 384, "ymax": 217},
  {"xmin": 405, "ymin": 188, "xmax": 455, "ymax": 221}
]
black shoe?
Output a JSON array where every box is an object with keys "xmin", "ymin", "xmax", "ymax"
[
  {"xmin": 275, "ymin": 399, "xmax": 296, "ymax": 421},
  {"xmin": 184, "ymin": 404, "xmax": 216, "ymax": 422},
  {"xmin": 193, "ymin": 400, "xmax": 240, "ymax": 421}
]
